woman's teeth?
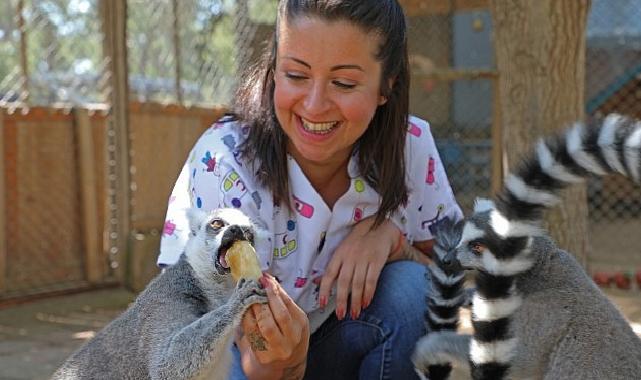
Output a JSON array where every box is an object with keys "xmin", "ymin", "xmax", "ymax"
[{"xmin": 302, "ymin": 119, "xmax": 338, "ymax": 134}]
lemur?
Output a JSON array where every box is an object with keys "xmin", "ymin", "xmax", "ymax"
[
  {"xmin": 421, "ymin": 217, "xmax": 467, "ymax": 380},
  {"xmin": 413, "ymin": 114, "xmax": 641, "ymax": 379},
  {"xmin": 52, "ymin": 208, "xmax": 268, "ymax": 380}
]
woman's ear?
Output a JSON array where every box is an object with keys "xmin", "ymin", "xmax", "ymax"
[{"xmin": 379, "ymin": 77, "xmax": 396, "ymax": 105}]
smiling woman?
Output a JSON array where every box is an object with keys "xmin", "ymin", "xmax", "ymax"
[
  {"xmin": 158, "ymin": 1, "xmax": 463, "ymax": 379},
  {"xmin": 274, "ymin": 17, "xmax": 385, "ymax": 177}
]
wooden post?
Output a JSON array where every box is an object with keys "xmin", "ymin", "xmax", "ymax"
[
  {"xmin": 490, "ymin": 0, "xmax": 591, "ymax": 264},
  {"xmin": 491, "ymin": 77, "xmax": 503, "ymax": 195},
  {"xmin": 101, "ymin": 0, "xmax": 131, "ymax": 281},
  {"xmin": 17, "ymin": 0, "xmax": 29, "ymax": 103},
  {"xmin": 0, "ymin": 110, "xmax": 6, "ymax": 292},
  {"xmin": 74, "ymin": 108, "xmax": 102, "ymax": 283},
  {"xmin": 172, "ymin": 0, "xmax": 183, "ymax": 104}
]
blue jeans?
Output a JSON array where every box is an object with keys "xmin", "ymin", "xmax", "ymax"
[{"xmin": 228, "ymin": 260, "xmax": 430, "ymax": 380}]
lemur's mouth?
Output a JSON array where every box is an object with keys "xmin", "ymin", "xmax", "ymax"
[{"xmin": 217, "ymin": 238, "xmax": 248, "ymax": 270}]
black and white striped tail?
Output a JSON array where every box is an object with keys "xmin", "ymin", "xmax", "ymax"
[
  {"xmin": 496, "ymin": 113, "xmax": 641, "ymax": 225},
  {"xmin": 423, "ymin": 218, "xmax": 466, "ymax": 380},
  {"xmin": 468, "ymin": 113, "xmax": 641, "ymax": 379}
]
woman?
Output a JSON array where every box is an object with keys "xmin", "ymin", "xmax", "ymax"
[{"xmin": 158, "ymin": 1, "xmax": 462, "ymax": 379}]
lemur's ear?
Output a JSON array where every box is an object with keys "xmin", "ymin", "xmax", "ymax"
[{"xmin": 186, "ymin": 208, "xmax": 208, "ymax": 236}]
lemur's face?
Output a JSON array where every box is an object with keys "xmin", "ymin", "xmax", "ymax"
[
  {"xmin": 454, "ymin": 212, "xmax": 494, "ymax": 272},
  {"xmin": 451, "ymin": 201, "xmax": 535, "ymax": 276},
  {"xmin": 189, "ymin": 208, "xmax": 256, "ymax": 276},
  {"xmin": 432, "ymin": 217, "xmax": 464, "ymax": 275}
]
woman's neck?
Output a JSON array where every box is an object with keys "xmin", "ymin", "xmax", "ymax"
[{"xmin": 289, "ymin": 149, "xmax": 351, "ymax": 209}]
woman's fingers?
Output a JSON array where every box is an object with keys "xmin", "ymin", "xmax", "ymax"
[
  {"xmin": 264, "ymin": 276, "xmax": 300, "ymax": 339},
  {"xmin": 334, "ymin": 261, "xmax": 354, "ymax": 320},
  {"xmin": 363, "ymin": 260, "xmax": 384, "ymax": 309},
  {"xmin": 349, "ymin": 264, "xmax": 368, "ymax": 319},
  {"xmin": 318, "ymin": 257, "xmax": 341, "ymax": 310}
]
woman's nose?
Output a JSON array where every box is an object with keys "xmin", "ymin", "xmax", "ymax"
[{"xmin": 303, "ymin": 82, "xmax": 330, "ymax": 114}]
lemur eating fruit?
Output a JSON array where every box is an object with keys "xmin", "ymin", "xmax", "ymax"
[{"xmin": 52, "ymin": 207, "xmax": 267, "ymax": 380}]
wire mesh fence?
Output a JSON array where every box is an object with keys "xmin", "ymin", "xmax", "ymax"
[
  {"xmin": 406, "ymin": 6, "xmax": 496, "ymax": 213},
  {"xmin": 584, "ymin": 0, "xmax": 641, "ymax": 278},
  {"xmin": 126, "ymin": 0, "xmax": 275, "ymax": 105},
  {"xmin": 0, "ymin": 0, "xmax": 109, "ymax": 106},
  {"xmin": 2, "ymin": 0, "xmax": 641, "ymax": 297}
]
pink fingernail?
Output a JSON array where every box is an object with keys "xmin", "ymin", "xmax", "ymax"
[
  {"xmin": 336, "ymin": 307, "xmax": 345, "ymax": 320},
  {"xmin": 363, "ymin": 298, "xmax": 370, "ymax": 309},
  {"xmin": 320, "ymin": 296, "xmax": 327, "ymax": 308}
]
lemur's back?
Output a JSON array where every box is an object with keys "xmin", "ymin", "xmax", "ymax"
[
  {"xmin": 510, "ymin": 237, "xmax": 641, "ymax": 379},
  {"xmin": 53, "ymin": 259, "xmax": 211, "ymax": 380}
]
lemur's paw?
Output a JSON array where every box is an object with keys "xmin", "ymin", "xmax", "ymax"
[{"xmin": 234, "ymin": 278, "xmax": 268, "ymax": 309}]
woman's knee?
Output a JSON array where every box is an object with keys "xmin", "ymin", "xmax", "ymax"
[{"xmin": 367, "ymin": 260, "xmax": 430, "ymax": 322}]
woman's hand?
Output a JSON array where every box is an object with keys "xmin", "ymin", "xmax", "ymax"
[
  {"xmin": 237, "ymin": 274, "xmax": 309, "ymax": 380},
  {"xmin": 318, "ymin": 216, "xmax": 400, "ymax": 321}
]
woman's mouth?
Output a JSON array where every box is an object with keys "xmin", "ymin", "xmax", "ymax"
[{"xmin": 301, "ymin": 117, "xmax": 339, "ymax": 135}]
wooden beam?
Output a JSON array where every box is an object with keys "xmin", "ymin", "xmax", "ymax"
[
  {"xmin": 17, "ymin": 0, "xmax": 29, "ymax": 103},
  {"xmin": 413, "ymin": 69, "xmax": 498, "ymax": 81},
  {"xmin": 74, "ymin": 108, "xmax": 102, "ymax": 284},
  {"xmin": 0, "ymin": 110, "xmax": 6, "ymax": 292},
  {"xmin": 491, "ymin": 78, "xmax": 503, "ymax": 195},
  {"xmin": 400, "ymin": 0, "xmax": 489, "ymax": 16},
  {"xmin": 172, "ymin": 0, "xmax": 183, "ymax": 104}
]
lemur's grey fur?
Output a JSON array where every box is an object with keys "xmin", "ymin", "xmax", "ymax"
[
  {"xmin": 413, "ymin": 114, "xmax": 641, "ymax": 379},
  {"xmin": 52, "ymin": 208, "xmax": 268, "ymax": 380}
]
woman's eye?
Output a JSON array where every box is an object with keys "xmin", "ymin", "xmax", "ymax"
[
  {"xmin": 469, "ymin": 242, "xmax": 485, "ymax": 255},
  {"xmin": 285, "ymin": 72, "xmax": 306, "ymax": 81},
  {"xmin": 333, "ymin": 80, "xmax": 356, "ymax": 89},
  {"xmin": 209, "ymin": 219, "xmax": 225, "ymax": 229}
]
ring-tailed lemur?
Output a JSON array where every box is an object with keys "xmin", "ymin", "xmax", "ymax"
[
  {"xmin": 413, "ymin": 114, "xmax": 641, "ymax": 379},
  {"xmin": 417, "ymin": 218, "xmax": 467, "ymax": 380},
  {"xmin": 52, "ymin": 208, "xmax": 268, "ymax": 380}
]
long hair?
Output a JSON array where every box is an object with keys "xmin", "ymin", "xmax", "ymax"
[{"xmin": 234, "ymin": 0, "xmax": 410, "ymax": 226}]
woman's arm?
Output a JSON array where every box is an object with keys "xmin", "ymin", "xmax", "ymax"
[{"xmin": 388, "ymin": 237, "xmax": 434, "ymax": 265}]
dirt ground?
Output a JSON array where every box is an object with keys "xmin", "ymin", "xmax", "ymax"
[{"xmin": 0, "ymin": 286, "xmax": 639, "ymax": 380}]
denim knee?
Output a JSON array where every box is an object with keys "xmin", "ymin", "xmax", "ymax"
[{"xmin": 306, "ymin": 260, "xmax": 431, "ymax": 380}]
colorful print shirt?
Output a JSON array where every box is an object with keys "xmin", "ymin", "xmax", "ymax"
[{"xmin": 158, "ymin": 115, "xmax": 462, "ymax": 332}]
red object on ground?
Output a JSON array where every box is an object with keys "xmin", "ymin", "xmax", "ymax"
[
  {"xmin": 593, "ymin": 272, "xmax": 612, "ymax": 287},
  {"xmin": 635, "ymin": 270, "xmax": 641, "ymax": 287},
  {"xmin": 613, "ymin": 272, "xmax": 632, "ymax": 290}
]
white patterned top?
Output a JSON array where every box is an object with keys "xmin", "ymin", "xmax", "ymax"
[{"xmin": 158, "ymin": 115, "xmax": 462, "ymax": 332}]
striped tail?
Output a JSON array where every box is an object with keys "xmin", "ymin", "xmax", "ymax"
[
  {"xmin": 422, "ymin": 218, "xmax": 466, "ymax": 379},
  {"xmin": 467, "ymin": 113, "xmax": 641, "ymax": 379},
  {"xmin": 496, "ymin": 113, "xmax": 641, "ymax": 224}
]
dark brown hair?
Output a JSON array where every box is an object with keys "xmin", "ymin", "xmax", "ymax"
[{"xmin": 233, "ymin": 0, "xmax": 410, "ymax": 226}]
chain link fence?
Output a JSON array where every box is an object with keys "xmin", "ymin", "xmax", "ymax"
[
  {"xmin": 406, "ymin": 6, "xmax": 496, "ymax": 213},
  {"xmin": 585, "ymin": 0, "xmax": 641, "ymax": 278},
  {"xmin": 0, "ymin": 0, "xmax": 109, "ymax": 106},
  {"xmin": 2, "ymin": 0, "xmax": 641, "ymax": 296},
  {"xmin": 127, "ymin": 0, "xmax": 275, "ymax": 105}
]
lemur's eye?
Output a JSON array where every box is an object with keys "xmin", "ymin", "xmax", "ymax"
[
  {"xmin": 209, "ymin": 219, "xmax": 225, "ymax": 230},
  {"xmin": 469, "ymin": 241, "xmax": 485, "ymax": 255}
]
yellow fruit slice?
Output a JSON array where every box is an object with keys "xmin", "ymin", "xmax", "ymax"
[{"xmin": 227, "ymin": 240, "xmax": 262, "ymax": 282}]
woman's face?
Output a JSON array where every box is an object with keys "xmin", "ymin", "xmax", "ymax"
[{"xmin": 273, "ymin": 16, "xmax": 386, "ymax": 167}]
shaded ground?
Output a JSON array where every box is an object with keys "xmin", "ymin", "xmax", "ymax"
[{"xmin": 0, "ymin": 286, "xmax": 639, "ymax": 380}]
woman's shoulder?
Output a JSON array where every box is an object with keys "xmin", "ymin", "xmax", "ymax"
[
  {"xmin": 192, "ymin": 115, "xmax": 249, "ymax": 153},
  {"xmin": 405, "ymin": 115, "xmax": 438, "ymax": 152}
]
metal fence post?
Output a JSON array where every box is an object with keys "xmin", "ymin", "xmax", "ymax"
[{"xmin": 101, "ymin": 0, "xmax": 131, "ymax": 282}]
